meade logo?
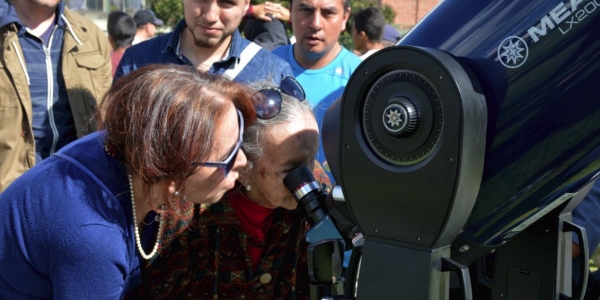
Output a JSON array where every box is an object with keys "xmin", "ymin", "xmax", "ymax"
[
  {"xmin": 498, "ymin": 36, "xmax": 529, "ymax": 69},
  {"xmin": 528, "ymin": 0, "xmax": 599, "ymax": 42},
  {"xmin": 498, "ymin": 0, "xmax": 599, "ymax": 68}
]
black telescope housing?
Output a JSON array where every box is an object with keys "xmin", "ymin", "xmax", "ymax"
[{"xmin": 306, "ymin": 0, "xmax": 600, "ymax": 298}]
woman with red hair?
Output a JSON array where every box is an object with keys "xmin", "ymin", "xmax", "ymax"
[{"xmin": 0, "ymin": 64, "xmax": 256, "ymax": 299}]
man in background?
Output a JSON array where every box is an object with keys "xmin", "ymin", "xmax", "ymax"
[
  {"xmin": 115, "ymin": 0, "xmax": 292, "ymax": 85},
  {"xmin": 132, "ymin": 9, "xmax": 163, "ymax": 45},
  {"xmin": 382, "ymin": 24, "xmax": 401, "ymax": 47},
  {"xmin": 0, "ymin": 0, "xmax": 111, "ymax": 191},
  {"xmin": 351, "ymin": 7, "xmax": 386, "ymax": 60},
  {"xmin": 272, "ymin": 0, "xmax": 362, "ymax": 183},
  {"xmin": 107, "ymin": 11, "xmax": 136, "ymax": 77}
]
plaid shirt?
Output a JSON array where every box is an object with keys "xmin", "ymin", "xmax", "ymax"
[{"xmin": 127, "ymin": 190, "xmax": 310, "ymax": 300}]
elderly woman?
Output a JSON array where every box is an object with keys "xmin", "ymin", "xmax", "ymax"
[
  {"xmin": 0, "ymin": 64, "xmax": 256, "ymax": 299},
  {"xmin": 127, "ymin": 77, "xmax": 327, "ymax": 299}
]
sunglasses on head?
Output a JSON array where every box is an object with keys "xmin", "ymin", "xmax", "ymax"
[
  {"xmin": 193, "ymin": 109, "xmax": 244, "ymax": 177},
  {"xmin": 253, "ymin": 76, "xmax": 306, "ymax": 119}
]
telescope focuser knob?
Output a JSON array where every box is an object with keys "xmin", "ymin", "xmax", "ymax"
[{"xmin": 383, "ymin": 96, "xmax": 419, "ymax": 137}]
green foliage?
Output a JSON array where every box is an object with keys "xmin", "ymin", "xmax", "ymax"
[{"xmin": 148, "ymin": 0, "xmax": 183, "ymax": 28}]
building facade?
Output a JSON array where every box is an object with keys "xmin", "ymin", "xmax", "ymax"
[{"xmin": 381, "ymin": 0, "xmax": 441, "ymax": 30}]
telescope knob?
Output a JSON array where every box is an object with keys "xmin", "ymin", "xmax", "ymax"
[{"xmin": 383, "ymin": 96, "xmax": 419, "ymax": 137}]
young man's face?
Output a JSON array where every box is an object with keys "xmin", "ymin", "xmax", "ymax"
[
  {"xmin": 290, "ymin": 0, "xmax": 350, "ymax": 59},
  {"xmin": 182, "ymin": 0, "xmax": 250, "ymax": 49}
]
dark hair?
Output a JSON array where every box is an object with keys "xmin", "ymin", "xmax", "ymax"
[
  {"xmin": 101, "ymin": 64, "xmax": 256, "ymax": 209},
  {"xmin": 289, "ymin": 0, "xmax": 351, "ymax": 11},
  {"xmin": 353, "ymin": 7, "xmax": 386, "ymax": 42},
  {"xmin": 107, "ymin": 11, "xmax": 136, "ymax": 49}
]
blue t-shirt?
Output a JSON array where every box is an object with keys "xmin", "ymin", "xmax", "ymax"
[
  {"xmin": 114, "ymin": 20, "xmax": 293, "ymax": 85},
  {"xmin": 272, "ymin": 45, "xmax": 362, "ymax": 183},
  {"xmin": 0, "ymin": 132, "xmax": 145, "ymax": 299}
]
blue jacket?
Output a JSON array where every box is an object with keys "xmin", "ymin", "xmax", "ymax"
[
  {"xmin": 0, "ymin": 132, "xmax": 146, "ymax": 299},
  {"xmin": 114, "ymin": 20, "xmax": 293, "ymax": 85}
]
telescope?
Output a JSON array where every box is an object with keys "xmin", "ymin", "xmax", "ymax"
[{"xmin": 302, "ymin": 0, "xmax": 600, "ymax": 298}]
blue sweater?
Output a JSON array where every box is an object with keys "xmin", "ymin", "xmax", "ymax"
[{"xmin": 0, "ymin": 132, "xmax": 144, "ymax": 299}]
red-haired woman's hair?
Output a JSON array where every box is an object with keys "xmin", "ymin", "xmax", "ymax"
[{"xmin": 100, "ymin": 64, "xmax": 256, "ymax": 209}]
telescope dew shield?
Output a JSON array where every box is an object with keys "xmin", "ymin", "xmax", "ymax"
[{"xmin": 323, "ymin": 46, "xmax": 487, "ymax": 249}]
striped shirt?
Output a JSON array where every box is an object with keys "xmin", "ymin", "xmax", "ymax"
[{"xmin": 18, "ymin": 4, "xmax": 75, "ymax": 162}]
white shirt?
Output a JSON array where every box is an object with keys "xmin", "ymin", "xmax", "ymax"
[
  {"xmin": 360, "ymin": 49, "xmax": 380, "ymax": 60},
  {"xmin": 132, "ymin": 36, "xmax": 142, "ymax": 45}
]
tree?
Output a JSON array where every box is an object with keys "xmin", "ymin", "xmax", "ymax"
[{"xmin": 148, "ymin": 0, "xmax": 182, "ymax": 28}]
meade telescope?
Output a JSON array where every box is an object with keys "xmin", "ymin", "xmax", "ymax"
[{"xmin": 320, "ymin": 0, "xmax": 600, "ymax": 298}]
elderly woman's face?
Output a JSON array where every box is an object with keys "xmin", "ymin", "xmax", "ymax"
[
  {"xmin": 183, "ymin": 102, "xmax": 247, "ymax": 204},
  {"xmin": 244, "ymin": 114, "xmax": 319, "ymax": 210}
]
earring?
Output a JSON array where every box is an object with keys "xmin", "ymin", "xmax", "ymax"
[
  {"xmin": 174, "ymin": 190, "xmax": 180, "ymax": 196},
  {"xmin": 245, "ymin": 185, "xmax": 252, "ymax": 191}
]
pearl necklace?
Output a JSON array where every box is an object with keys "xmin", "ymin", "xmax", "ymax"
[{"xmin": 128, "ymin": 174, "xmax": 163, "ymax": 260}]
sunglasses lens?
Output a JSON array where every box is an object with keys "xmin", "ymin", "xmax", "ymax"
[
  {"xmin": 255, "ymin": 89, "xmax": 282, "ymax": 119},
  {"xmin": 281, "ymin": 77, "xmax": 305, "ymax": 101}
]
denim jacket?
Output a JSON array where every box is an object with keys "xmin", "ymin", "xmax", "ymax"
[{"xmin": 114, "ymin": 20, "xmax": 293, "ymax": 85}]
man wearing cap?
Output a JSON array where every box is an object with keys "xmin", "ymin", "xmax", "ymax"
[
  {"xmin": 114, "ymin": 0, "xmax": 292, "ymax": 85},
  {"xmin": 351, "ymin": 7, "xmax": 386, "ymax": 60},
  {"xmin": 132, "ymin": 9, "xmax": 163, "ymax": 45},
  {"xmin": 382, "ymin": 24, "xmax": 401, "ymax": 47}
]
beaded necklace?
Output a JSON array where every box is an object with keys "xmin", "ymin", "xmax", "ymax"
[{"xmin": 128, "ymin": 174, "xmax": 163, "ymax": 260}]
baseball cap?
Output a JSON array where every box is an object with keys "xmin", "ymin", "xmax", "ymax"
[
  {"xmin": 383, "ymin": 24, "xmax": 401, "ymax": 43},
  {"xmin": 133, "ymin": 9, "xmax": 164, "ymax": 27}
]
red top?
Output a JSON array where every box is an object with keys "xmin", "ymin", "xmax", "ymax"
[
  {"xmin": 110, "ymin": 50, "xmax": 125, "ymax": 78},
  {"xmin": 230, "ymin": 191, "xmax": 274, "ymax": 270}
]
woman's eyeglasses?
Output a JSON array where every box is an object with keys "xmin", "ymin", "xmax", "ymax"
[
  {"xmin": 192, "ymin": 109, "xmax": 244, "ymax": 177},
  {"xmin": 254, "ymin": 76, "xmax": 305, "ymax": 119}
]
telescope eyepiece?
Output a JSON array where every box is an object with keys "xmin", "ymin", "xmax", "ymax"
[{"xmin": 283, "ymin": 165, "xmax": 328, "ymax": 226}]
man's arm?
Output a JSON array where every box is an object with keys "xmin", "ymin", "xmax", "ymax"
[{"xmin": 98, "ymin": 28, "xmax": 112, "ymax": 105}]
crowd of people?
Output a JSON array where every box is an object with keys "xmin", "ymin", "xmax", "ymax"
[{"xmin": 2, "ymin": 0, "xmax": 598, "ymax": 299}]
